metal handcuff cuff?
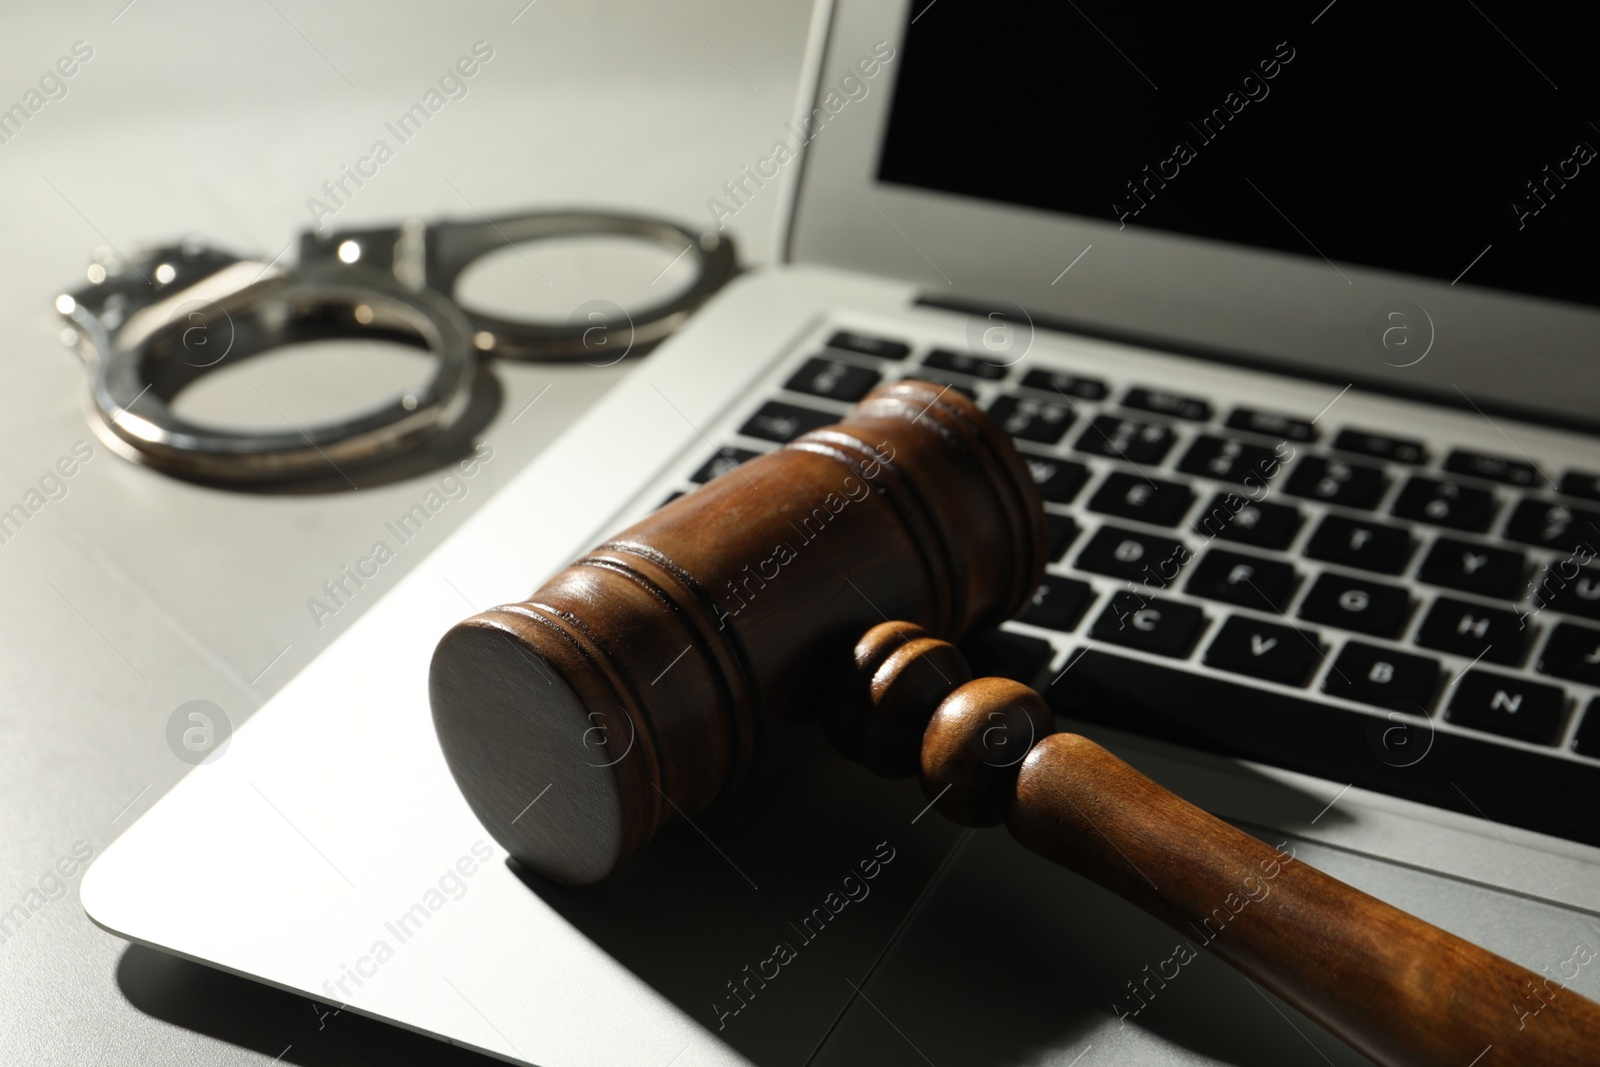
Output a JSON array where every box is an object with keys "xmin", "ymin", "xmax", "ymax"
[{"xmin": 54, "ymin": 211, "xmax": 738, "ymax": 484}]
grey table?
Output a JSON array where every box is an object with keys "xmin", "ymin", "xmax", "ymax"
[{"xmin": 0, "ymin": 2, "xmax": 810, "ymax": 1061}]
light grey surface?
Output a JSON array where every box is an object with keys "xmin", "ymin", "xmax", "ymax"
[{"xmin": 0, "ymin": 2, "xmax": 812, "ymax": 1063}]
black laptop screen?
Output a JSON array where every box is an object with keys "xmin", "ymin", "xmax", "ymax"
[{"xmin": 876, "ymin": 1, "xmax": 1600, "ymax": 309}]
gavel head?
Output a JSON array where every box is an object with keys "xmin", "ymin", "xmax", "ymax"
[{"xmin": 429, "ymin": 381, "xmax": 1047, "ymax": 885}]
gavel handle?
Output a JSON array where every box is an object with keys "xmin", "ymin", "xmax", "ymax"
[
  {"xmin": 1007, "ymin": 732, "xmax": 1600, "ymax": 1067},
  {"xmin": 855, "ymin": 625, "xmax": 1600, "ymax": 1063}
]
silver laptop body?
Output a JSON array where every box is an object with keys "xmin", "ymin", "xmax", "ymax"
[{"xmin": 84, "ymin": 1, "xmax": 1600, "ymax": 1063}]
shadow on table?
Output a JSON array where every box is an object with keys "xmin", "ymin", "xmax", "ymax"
[{"xmin": 117, "ymin": 944, "xmax": 500, "ymax": 1065}]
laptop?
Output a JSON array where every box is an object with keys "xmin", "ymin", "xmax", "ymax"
[{"xmin": 83, "ymin": 1, "xmax": 1600, "ymax": 1064}]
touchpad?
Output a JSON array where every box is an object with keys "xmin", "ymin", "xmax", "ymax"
[{"xmin": 811, "ymin": 825, "xmax": 1600, "ymax": 1066}]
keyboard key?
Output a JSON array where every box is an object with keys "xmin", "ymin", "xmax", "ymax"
[
  {"xmin": 1185, "ymin": 550, "xmax": 1299, "ymax": 614},
  {"xmin": 1074, "ymin": 415, "xmax": 1177, "ymax": 465},
  {"xmin": 1193, "ymin": 493, "xmax": 1304, "ymax": 550},
  {"xmin": 1203, "ymin": 615, "xmax": 1324, "ymax": 686},
  {"xmin": 1560, "ymin": 470, "xmax": 1600, "ymax": 503},
  {"xmin": 783, "ymin": 357, "xmax": 881, "ymax": 402},
  {"xmin": 1303, "ymin": 515, "xmax": 1414, "ymax": 575},
  {"xmin": 825, "ymin": 329, "xmax": 908, "ymax": 361},
  {"xmin": 1284, "ymin": 456, "xmax": 1388, "ymax": 510},
  {"xmin": 1416, "ymin": 537, "xmax": 1526, "ymax": 600},
  {"xmin": 690, "ymin": 447, "xmax": 761, "ymax": 484},
  {"xmin": 1323, "ymin": 642, "xmax": 1440, "ymax": 711},
  {"xmin": 1537, "ymin": 622, "xmax": 1600, "ymax": 687},
  {"xmin": 1073, "ymin": 525, "xmax": 1189, "ymax": 584},
  {"xmin": 1047, "ymin": 513, "xmax": 1081, "ymax": 561},
  {"xmin": 1176, "ymin": 435, "xmax": 1284, "ymax": 485},
  {"xmin": 1503, "ymin": 499, "xmax": 1600, "ymax": 553},
  {"xmin": 1087, "ymin": 472, "xmax": 1196, "ymax": 527},
  {"xmin": 1019, "ymin": 368, "xmax": 1106, "ymax": 400},
  {"xmin": 738, "ymin": 400, "xmax": 835, "ymax": 443},
  {"xmin": 1089, "ymin": 592, "xmax": 1207, "ymax": 658},
  {"xmin": 989, "ymin": 395, "xmax": 1075, "ymax": 444},
  {"xmin": 1575, "ymin": 700, "xmax": 1600, "ymax": 758},
  {"xmin": 961, "ymin": 629, "xmax": 1052, "ymax": 685},
  {"xmin": 1052, "ymin": 649, "xmax": 1600, "ymax": 848},
  {"xmin": 1444, "ymin": 449, "xmax": 1541, "ymax": 488},
  {"xmin": 1446, "ymin": 671, "xmax": 1566, "ymax": 745},
  {"xmin": 906, "ymin": 372, "xmax": 976, "ymax": 399},
  {"xmin": 1534, "ymin": 562, "xmax": 1600, "ymax": 622},
  {"xmin": 1298, "ymin": 573, "xmax": 1413, "ymax": 637},
  {"xmin": 1414, "ymin": 598, "xmax": 1529, "ymax": 666},
  {"xmin": 1391, "ymin": 477, "xmax": 1498, "ymax": 533},
  {"xmin": 1333, "ymin": 428, "xmax": 1428, "ymax": 465},
  {"xmin": 1226, "ymin": 408, "xmax": 1317, "ymax": 443},
  {"xmin": 922, "ymin": 348, "xmax": 1008, "ymax": 381},
  {"xmin": 1123, "ymin": 387, "xmax": 1212, "ymax": 421},
  {"xmin": 1022, "ymin": 455, "xmax": 1090, "ymax": 504},
  {"xmin": 1018, "ymin": 575, "xmax": 1094, "ymax": 632}
]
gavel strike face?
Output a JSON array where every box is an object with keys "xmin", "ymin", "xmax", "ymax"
[
  {"xmin": 430, "ymin": 382, "xmax": 1600, "ymax": 1067},
  {"xmin": 430, "ymin": 381, "xmax": 1045, "ymax": 885}
]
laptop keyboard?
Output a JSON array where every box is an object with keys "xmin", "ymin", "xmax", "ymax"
[{"xmin": 657, "ymin": 325, "xmax": 1600, "ymax": 851}]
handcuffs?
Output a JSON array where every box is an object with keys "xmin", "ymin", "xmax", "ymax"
[{"xmin": 54, "ymin": 211, "xmax": 737, "ymax": 484}]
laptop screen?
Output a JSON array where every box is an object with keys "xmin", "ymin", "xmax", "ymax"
[{"xmin": 877, "ymin": 2, "xmax": 1600, "ymax": 310}]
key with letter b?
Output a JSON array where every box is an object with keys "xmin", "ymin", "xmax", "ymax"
[{"xmin": 1323, "ymin": 642, "xmax": 1441, "ymax": 710}]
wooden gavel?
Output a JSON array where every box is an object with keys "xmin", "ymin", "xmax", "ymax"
[{"xmin": 429, "ymin": 381, "xmax": 1600, "ymax": 1066}]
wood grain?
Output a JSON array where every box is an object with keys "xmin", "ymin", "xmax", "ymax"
[
  {"xmin": 859, "ymin": 628, "xmax": 1600, "ymax": 1067},
  {"xmin": 1009, "ymin": 732, "xmax": 1600, "ymax": 1067},
  {"xmin": 430, "ymin": 381, "xmax": 1046, "ymax": 883},
  {"xmin": 430, "ymin": 380, "xmax": 1600, "ymax": 1064}
]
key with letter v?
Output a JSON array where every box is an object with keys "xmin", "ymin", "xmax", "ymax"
[{"xmin": 1204, "ymin": 616, "xmax": 1323, "ymax": 687}]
